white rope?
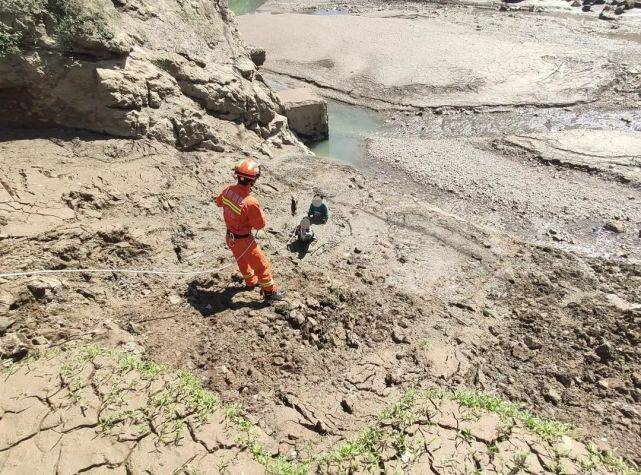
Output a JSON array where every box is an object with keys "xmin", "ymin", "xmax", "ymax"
[
  {"xmin": 0, "ymin": 225, "xmax": 303, "ymax": 280},
  {"xmin": 0, "ymin": 234, "xmax": 257, "ymax": 280},
  {"xmin": 0, "ymin": 267, "xmax": 234, "ymax": 279}
]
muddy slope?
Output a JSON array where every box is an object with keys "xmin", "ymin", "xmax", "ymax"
[{"xmin": 1, "ymin": 135, "xmax": 640, "ymax": 465}]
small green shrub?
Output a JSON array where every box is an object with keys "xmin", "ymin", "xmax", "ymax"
[
  {"xmin": 51, "ymin": 0, "xmax": 115, "ymax": 47},
  {"xmin": 0, "ymin": 0, "xmax": 115, "ymax": 57},
  {"xmin": 0, "ymin": 27, "xmax": 20, "ymax": 57}
]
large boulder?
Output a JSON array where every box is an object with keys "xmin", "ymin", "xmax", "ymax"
[
  {"xmin": 0, "ymin": 0, "xmax": 298, "ymax": 152},
  {"xmin": 276, "ymin": 88, "xmax": 328, "ymax": 143}
]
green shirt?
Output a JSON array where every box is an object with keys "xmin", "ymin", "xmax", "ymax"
[{"xmin": 308, "ymin": 203, "xmax": 328, "ymax": 221}]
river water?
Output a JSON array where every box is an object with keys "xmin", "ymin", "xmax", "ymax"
[{"xmin": 228, "ymin": 0, "xmax": 267, "ymax": 15}]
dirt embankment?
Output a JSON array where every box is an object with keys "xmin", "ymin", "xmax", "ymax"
[
  {"xmin": 4, "ymin": 345, "xmax": 630, "ymax": 473},
  {"xmin": 1, "ymin": 135, "xmax": 640, "ymax": 471}
]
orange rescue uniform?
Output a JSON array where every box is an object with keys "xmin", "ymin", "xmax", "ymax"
[{"xmin": 215, "ymin": 183, "xmax": 276, "ymax": 292}]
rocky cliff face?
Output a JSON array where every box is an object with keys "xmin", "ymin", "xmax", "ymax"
[{"xmin": 0, "ymin": 0, "xmax": 296, "ymax": 152}]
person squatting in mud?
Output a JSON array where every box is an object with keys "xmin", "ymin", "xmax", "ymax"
[{"xmin": 215, "ymin": 158, "xmax": 286, "ymax": 302}]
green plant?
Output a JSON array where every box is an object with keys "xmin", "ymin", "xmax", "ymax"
[
  {"xmin": 51, "ymin": 0, "xmax": 116, "ymax": 47},
  {"xmin": 453, "ymin": 390, "xmax": 569, "ymax": 442},
  {"xmin": 511, "ymin": 452, "xmax": 528, "ymax": 473},
  {"xmin": 0, "ymin": 27, "xmax": 21, "ymax": 56},
  {"xmin": 0, "ymin": 0, "xmax": 115, "ymax": 57},
  {"xmin": 579, "ymin": 444, "xmax": 641, "ymax": 475}
]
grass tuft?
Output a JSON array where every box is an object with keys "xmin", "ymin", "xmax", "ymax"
[{"xmin": 453, "ymin": 389, "xmax": 569, "ymax": 441}]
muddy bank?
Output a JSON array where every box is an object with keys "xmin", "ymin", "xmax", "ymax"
[
  {"xmin": 1, "ymin": 0, "xmax": 641, "ymax": 471},
  {"xmin": 1, "ymin": 135, "xmax": 640, "ymax": 464},
  {"xmin": 238, "ymin": 12, "xmax": 639, "ymax": 110}
]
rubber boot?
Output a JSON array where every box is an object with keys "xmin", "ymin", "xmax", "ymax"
[{"xmin": 264, "ymin": 289, "xmax": 286, "ymax": 302}]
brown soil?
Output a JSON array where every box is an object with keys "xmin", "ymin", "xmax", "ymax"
[{"xmin": 1, "ymin": 132, "xmax": 640, "ymax": 472}]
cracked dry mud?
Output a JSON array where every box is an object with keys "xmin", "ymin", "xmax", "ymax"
[{"xmin": 0, "ymin": 347, "xmax": 632, "ymax": 473}]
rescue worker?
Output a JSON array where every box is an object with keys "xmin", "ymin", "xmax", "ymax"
[{"xmin": 215, "ymin": 158, "xmax": 286, "ymax": 302}]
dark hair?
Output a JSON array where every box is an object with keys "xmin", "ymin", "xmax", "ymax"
[
  {"xmin": 238, "ymin": 177, "xmax": 253, "ymax": 186},
  {"xmin": 313, "ymin": 194, "xmax": 323, "ymax": 199}
]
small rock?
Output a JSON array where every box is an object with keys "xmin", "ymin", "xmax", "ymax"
[
  {"xmin": 599, "ymin": 4, "xmax": 618, "ymax": 18},
  {"xmin": 511, "ymin": 344, "xmax": 531, "ymax": 360},
  {"xmin": 385, "ymin": 370, "xmax": 403, "ymax": 386},
  {"xmin": 305, "ymin": 296, "xmax": 320, "ymax": 309},
  {"xmin": 27, "ymin": 277, "xmax": 63, "ymax": 301},
  {"xmin": 605, "ymin": 293, "xmax": 630, "ymax": 312},
  {"xmin": 391, "ymin": 328, "xmax": 409, "ymax": 344},
  {"xmin": 0, "ymin": 317, "xmax": 15, "ymax": 336},
  {"xmin": 346, "ymin": 331, "xmax": 360, "ymax": 349},
  {"xmin": 482, "ymin": 308, "xmax": 495, "ymax": 318},
  {"xmin": 524, "ymin": 335, "xmax": 543, "ymax": 350},
  {"xmin": 340, "ymin": 398, "xmax": 354, "ymax": 414},
  {"xmin": 353, "ymin": 247, "xmax": 362, "ymax": 254},
  {"xmin": 555, "ymin": 372, "xmax": 574, "ymax": 388},
  {"xmin": 121, "ymin": 341, "xmax": 144, "ymax": 354},
  {"xmin": 598, "ymin": 378, "xmax": 625, "ymax": 390},
  {"xmin": 286, "ymin": 311, "xmax": 305, "ymax": 329},
  {"xmin": 0, "ymin": 289, "xmax": 14, "ymax": 309},
  {"xmin": 256, "ymin": 324, "xmax": 268, "ymax": 337},
  {"xmin": 545, "ymin": 387, "xmax": 561, "ymax": 405},
  {"xmin": 31, "ymin": 336, "xmax": 49, "ymax": 346},
  {"xmin": 168, "ymin": 294, "xmax": 182, "ymax": 305},
  {"xmin": 630, "ymin": 372, "xmax": 641, "ymax": 388},
  {"xmin": 0, "ymin": 333, "xmax": 28, "ymax": 359},
  {"xmin": 249, "ymin": 46, "xmax": 266, "ymax": 67},
  {"xmin": 614, "ymin": 402, "xmax": 638, "ymax": 419},
  {"xmin": 595, "ymin": 342, "xmax": 614, "ymax": 362},
  {"xmin": 604, "ymin": 220, "xmax": 625, "ymax": 233}
]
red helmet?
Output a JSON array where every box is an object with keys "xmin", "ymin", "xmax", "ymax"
[{"xmin": 234, "ymin": 158, "xmax": 261, "ymax": 181}]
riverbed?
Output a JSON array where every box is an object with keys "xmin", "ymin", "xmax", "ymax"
[{"xmin": 235, "ymin": 0, "xmax": 641, "ymax": 259}]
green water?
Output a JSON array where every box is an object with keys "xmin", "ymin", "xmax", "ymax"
[
  {"xmin": 310, "ymin": 100, "xmax": 385, "ymax": 168},
  {"xmin": 228, "ymin": 0, "xmax": 266, "ymax": 15}
]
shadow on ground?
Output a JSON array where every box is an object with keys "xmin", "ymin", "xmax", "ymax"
[{"xmin": 186, "ymin": 280, "xmax": 265, "ymax": 316}]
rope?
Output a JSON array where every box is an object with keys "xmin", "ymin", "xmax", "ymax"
[
  {"xmin": 0, "ymin": 267, "xmax": 233, "ymax": 279},
  {"xmin": 0, "ymin": 225, "xmax": 301, "ymax": 280},
  {"xmin": 0, "ymin": 235, "xmax": 257, "ymax": 279}
]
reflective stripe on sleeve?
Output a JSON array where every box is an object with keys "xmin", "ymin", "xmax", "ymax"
[{"xmin": 222, "ymin": 197, "xmax": 242, "ymax": 215}]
